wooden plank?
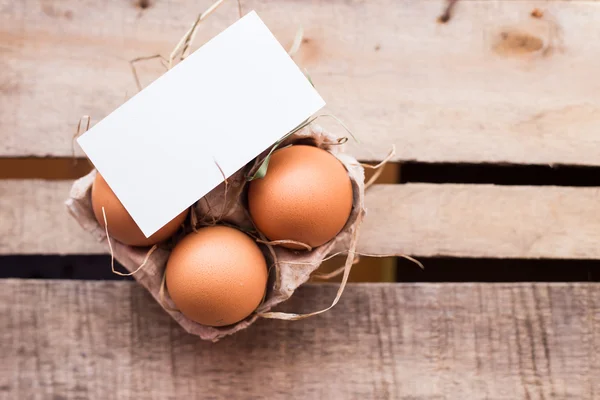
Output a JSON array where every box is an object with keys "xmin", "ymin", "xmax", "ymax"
[
  {"xmin": 0, "ymin": 180, "xmax": 104, "ymax": 255},
  {"xmin": 360, "ymin": 184, "xmax": 600, "ymax": 259},
  {"xmin": 1, "ymin": 280, "xmax": 599, "ymax": 399},
  {"xmin": 2, "ymin": 0, "xmax": 600, "ymax": 164},
  {"xmin": 2, "ymin": 180, "xmax": 600, "ymax": 259}
]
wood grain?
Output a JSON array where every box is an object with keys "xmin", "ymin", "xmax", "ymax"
[
  {"xmin": 1, "ymin": 280, "xmax": 599, "ymax": 399},
  {"xmin": 2, "ymin": 0, "xmax": 600, "ymax": 164},
  {"xmin": 360, "ymin": 183, "xmax": 600, "ymax": 259},
  {"xmin": 3, "ymin": 180, "xmax": 600, "ymax": 259},
  {"xmin": 0, "ymin": 180, "xmax": 104, "ymax": 255}
]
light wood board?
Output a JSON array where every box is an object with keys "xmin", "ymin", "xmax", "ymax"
[
  {"xmin": 1, "ymin": 280, "xmax": 599, "ymax": 399},
  {"xmin": 2, "ymin": 0, "xmax": 600, "ymax": 164},
  {"xmin": 2, "ymin": 180, "xmax": 600, "ymax": 259}
]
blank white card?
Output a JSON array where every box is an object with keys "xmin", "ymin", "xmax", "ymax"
[{"xmin": 78, "ymin": 11, "xmax": 325, "ymax": 237}]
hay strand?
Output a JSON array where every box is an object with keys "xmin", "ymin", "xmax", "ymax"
[
  {"xmin": 361, "ymin": 145, "xmax": 396, "ymax": 170},
  {"xmin": 102, "ymin": 206, "xmax": 158, "ymax": 276},
  {"xmin": 213, "ymin": 159, "xmax": 230, "ymax": 220},
  {"xmin": 282, "ymin": 250, "xmax": 424, "ymax": 270},
  {"xmin": 304, "ymin": 68, "xmax": 315, "ymax": 87},
  {"xmin": 71, "ymin": 115, "xmax": 91, "ymax": 162},
  {"xmin": 242, "ymin": 206, "xmax": 281, "ymax": 295},
  {"xmin": 101, "ymin": 207, "xmax": 116, "ymax": 276},
  {"xmin": 237, "ymin": 0, "xmax": 243, "ymax": 18},
  {"xmin": 312, "ymin": 265, "xmax": 346, "ymax": 280},
  {"xmin": 159, "ymin": 269, "xmax": 180, "ymax": 312},
  {"xmin": 288, "ymin": 26, "xmax": 304, "ymax": 57},
  {"xmin": 190, "ymin": 205, "xmax": 199, "ymax": 232},
  {"xmin": 399, "ymin": 254, "xmax": 425, "ymax": 270},
  {"xmin": 125, "ymin": 244, "xmax": 158, "ymax": 276},
  {"xmin": 311, "ymin": 253, "xmax": 424, "ymax": 280},
  {"xmin": 257, "ymin": 225, "xmax": 360, "ymax": 321},
  {"xmin": 249, "ymin": 113, "xmax": 359, "ymax": 181},
  {"xmin": 312, "ymin": 256, "xmax": 360, "ymax": 280},
  {"xmin": 362, "ymin": 145, "xmax": 396, "ymax": 189},
  {"xmin": 255, "ymin": 238, "xmax": 313, "ymax": 251},
  {"xmin": 332, "ymin": 136, "xmax": 349, "ymax": 145},
  {"xmin": 130, "ymin": 54, "xmax": 169, "ymax": 92},
  {"xmin": 247, "ymin": 116, "xmax": 318, "ymax": 181},
  {"xmin": 316, "ymin": 113, "xmax": 360, "ymax": 144},
  {"xmin": 170, "ymin": 0, "xmax": 227, "ymax": 67}
]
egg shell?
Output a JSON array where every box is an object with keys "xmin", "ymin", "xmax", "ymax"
[
  {"xmin": 247, "ymin": 145, "xmax": 354, "ymax": 249},
  {"xmin": 91, "ymin": 173, "xmax": 188, "ymax": 247},
  {"xmin": 165, "ymin": 225, "xmax": 268, "ymax": 327}
]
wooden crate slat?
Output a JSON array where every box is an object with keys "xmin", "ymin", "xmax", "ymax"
[
  {"xmin": 2, "ymin": 0, "xmax": 600, "ymax": 164},
  {"xmin": 360, "ymin": 184, "xmax": 600, "ymax": 259},
  {"xmin": 2, "ymin": 180, "xmax": 600, "ymax": 258},
  {"xmin": 0, "ymin": 180, "xmax": 105, "ymax": 255},
  {"xmin": 1, "ymin": 280, "xmax": 599, "ymax": 399}
]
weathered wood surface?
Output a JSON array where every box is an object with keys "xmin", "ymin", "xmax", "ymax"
[
  {"xmin": 1, "ymin": 280, "xmax": 599, "ymax": 399},
  {"xmin": 2, "ymin": 0, "xmax": 600, "ymax": 164},
  {"xmin": 361, "ymin": 184, "xmax": 600, "ymax": 259},
  {"xmin": 2, "ymin": 180, "xmax": 600, "ymax": 258}
]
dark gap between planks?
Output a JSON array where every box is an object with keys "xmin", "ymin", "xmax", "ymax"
[
  {"xmin": 0, "ymin": 158, "xmax": 401, "ymax": 184},
  {"xmin": 1, "ymin": 255, "xmax": 599, "ymax": 282},
  {"xmin": 396, "ymin": 257, "xmax": 600, "ymax": 282},
  {"xmin": 0, "ymin": 255, "xmax": 133, "ymax": 281},
  {"xmin": 5, "ymin": 158, "xmax": 600, "ymax": 187},
  {"xmin": 400, "ymin": 162, "xmax": 600, "ymax": 187},
  {"xmin": 0, "ymin": 158, "xmax": 93, "ymax": 180}
]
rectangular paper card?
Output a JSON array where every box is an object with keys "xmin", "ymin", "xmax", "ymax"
[{"xmin": 78, "ymin": 11, "xmax": 325, "ymax": 237}]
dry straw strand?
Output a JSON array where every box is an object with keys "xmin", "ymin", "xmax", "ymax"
[
  {"xmin": 312, "ymin": 265, "xmax": 346, "ymax": 281},
  {"xmin": 256, "ymin": 262, "xmax": 274, "ymax": 311},
  {"xmin": 170, "ymin": 28, "xmax": 193, "ymax": 68},
  {"xmin": 159, "ymin": 269, "xmax": 180, "ymax": 312},
  {"xmin": 312, "ymin": 256, "xmax": 361, "ymax": 280},
  {"xmin": 248, "ymin": 116, "xmax": 320, "ymax": 181},
  {"xmin": 213, "ymin": 159, "xmax": 230, "ymax": 220},
  {"xmin": 303, "ymin": 69, "xmax": 315, "ymax": 87},
  {"xmin": 255, "ymin": 238, "xmax": 312, "ymax": 251},
  {"xmin": 242, "ymin": 206, "xmax": 281, "ymax": 292},
  {"xmin": 201, "ymin": 196, "xmax": 216, "ymax": 222},
  {"xmin": 130, "ymin": 54, "xmax": 169, "ymax": 92},
  {"xmin": 360, "ymin": 145, "xmax": 396, "ymax": 170},
  {"xmin": 71, "ymin": 115, "xmax": 91, "ymax": 161},
  {"xmin": 190, "ymin": 205, "xmax": 199, "ymax": 232},
  {"xmin": 258, "ymin": 226, "xmax": 360, "ymax": 321},
  {"xmin": 282, "ymin": 250, "xmax": 424, "ymax": 270},
  {"xmin": 249, "ymin": 113, "xmax": 359, "ymax": 182},
  {"xmin": 312, "ymin": 253, "xmax": 424, "ymax": 280},
  {"xmin": 315, "ymin": 113, "xmax": 360, "ymax": 143},
  {"xmin": 101, "ymin": 207, "xmax": 117, "ymax": 275},
  {"xmin": 331, "ymin": 137, "xmax": 349, "ymax": 145},
  {"xmin": 362, "ymin": 145, "xmax": 396, "ymax": 190},
  {"xmin": 237, "ymin": 0, "xmax": 243, "ymax": 18},
  {"xmin": 181, "ymin": 0, "xmax": 227, "ymax": 61},
  {"xmin": 288, "ymin": 26, "xmax": 304, "ymax": 58},
  {"xmin": 399, "ymin": 254, "xmax": 425, "ymax": 270},
  {"xmin": 261, "ymin": 235, "xmax": 279, "ymax": 284},
  {"xmin": 126, "ymin": 244, "xmax": 158, "ymax": 275},
  {"xmin": 170, "ymin": 0, "xmax": 227, "ymax": 67},
  {"xmin": 102, "ymin": 207, "xmax": 158, "ymax": 276}
]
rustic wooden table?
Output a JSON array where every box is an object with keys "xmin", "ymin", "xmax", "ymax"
[{"xmin": 1, "ymin": 0, "xmax": 600, "ymax": 399}]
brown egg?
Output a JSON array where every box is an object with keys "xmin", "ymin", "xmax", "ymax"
[
  {"xmin": 165, "ymin": 226, "xmax": 268, "ymax": 327},
  {"xmin": 91, "ymin": 173, "xmax": 188, "ymax": 247},
  {"xmin": 248, "ymin": 145, "xmax": 353, "ymax": 249}
]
